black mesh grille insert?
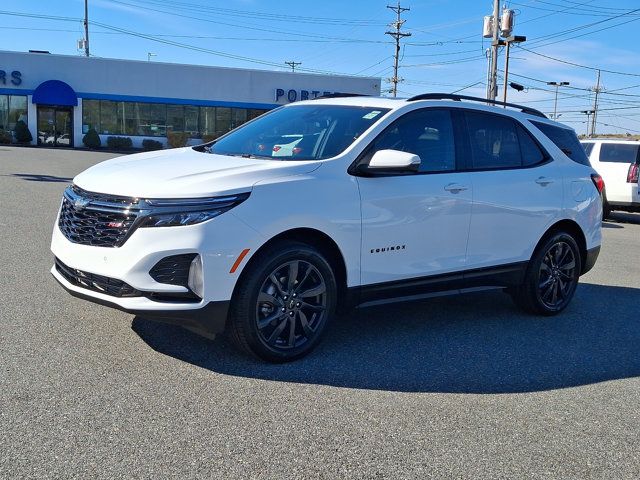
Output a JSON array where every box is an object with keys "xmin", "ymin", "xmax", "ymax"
[
  {"xmin": 149, "ymin": 254, "xmax": 197, "ymax": 287},
  {"xmin": 55, "ymin": 258, "xmax": 141, "ymax": 297},
  {"xmin": 58, "ymin": 187, "xmax": 139, "ymax": 248}
]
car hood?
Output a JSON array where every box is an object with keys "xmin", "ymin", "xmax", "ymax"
[{"xmin": 73, "ymin": 147, "xmax": 321, "ymax": 198}]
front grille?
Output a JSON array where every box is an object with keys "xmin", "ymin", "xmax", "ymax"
[
  {"xmin": 58, "ymin": 186, "xmax": 139, "ymax": 248},
  {"xmin": 55, "ymin": 258, "xmax": 140, "ymax": 297},
  {"xmin": 149, "ymin": 254, "xmax": 197, "ymax": 287}
]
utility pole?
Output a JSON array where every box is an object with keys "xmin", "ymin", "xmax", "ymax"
[
  {"xmin": 547, "ymin": 81, "xmax": 569, "ymax": 119},
  {"xmin": 84, "ymin": 0, "xmax": 90, "ymax": 57},
  {"xmin": 488, "ymin": 0, "xmax": 500, "ymax": 100},
  {"xmin": 385, "ymin": 2, "xmax": 411, "ymax": 97},
  {"xmin": 285, "ymin": 61, "xmax": 302, "ymax": 72},
  {"xmin": 591, "ymin": 69, "xmax": 601, "ymax": 137}
]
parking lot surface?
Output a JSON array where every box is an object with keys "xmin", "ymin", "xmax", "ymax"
[{"xmin": 1, "ymin": 146, "xmax": 639, "ymax": 479}]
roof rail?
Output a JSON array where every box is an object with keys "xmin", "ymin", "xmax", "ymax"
[
  {"xmin": 312, "ymin": 93, "xmax": 369, "ymax": 100},
  {"xmin": 406, "ymin": 93, "xmax": 547, "ymax": 118}
]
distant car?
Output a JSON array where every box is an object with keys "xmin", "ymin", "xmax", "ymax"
[{"xmin": 581, "ymin": 139, "xmax": 640, "ymax": 218}]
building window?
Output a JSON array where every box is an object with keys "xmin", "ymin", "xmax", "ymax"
[
  {"xmin": 82, "ymin": 99, "xmax": 268, "ymax": 138},
  {"xmin": 0, "ymin": 95, "xmax": 28, "ymax": 133}
]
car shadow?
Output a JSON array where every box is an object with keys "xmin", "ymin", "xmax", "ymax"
[
  {"xmin": 8, "ymin": 173, "xmax": 73, "ymax": 183},
  {"xmin": 607, "ymin": 212, "xmax": 640, "ymax": 225},
  {"xmin": 132, "ymin": 283, "xmax": 639, "ymax": 394}
]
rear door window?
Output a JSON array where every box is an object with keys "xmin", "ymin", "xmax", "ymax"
[
  {"xmin": 599, "ymin": 143, "xmax": 640, "ymax": 164},
  {"xmin": 531, "ymin": 121, "xmax": 590, "ymax": 166},
  {"xmin": 465, "ymin": 112, "xmax": 521, "ymax": 169}
]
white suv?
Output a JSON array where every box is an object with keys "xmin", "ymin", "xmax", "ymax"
[
  {"xmin": 580, "ymin": 139, "xmax": 640, "ymax": 217},
  {"xmin": 51, "ymin": 94, "xmax": 602, "ymax": 362}
]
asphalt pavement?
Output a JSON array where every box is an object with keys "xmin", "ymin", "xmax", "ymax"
[{"xmin": 1, "ymin": 146, "xmax": 639, "ymax": 479}]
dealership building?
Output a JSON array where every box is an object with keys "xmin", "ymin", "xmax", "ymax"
[{"xmin": 0, "ymin": 50, "xmax": 381, "ymax": 148}]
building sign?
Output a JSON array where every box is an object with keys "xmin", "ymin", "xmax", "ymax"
[
  {"xmin": 0, "ymin": 69, "xmax": 22, "ymax": 86},
  {"xmin": 275, "ymin": 88, "xmax": 336, "ymax": 103}
]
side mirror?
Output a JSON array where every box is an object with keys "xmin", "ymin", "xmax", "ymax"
[{"xmin": 367, "ymin": 149, "xmax": 421, "ymax": 172}]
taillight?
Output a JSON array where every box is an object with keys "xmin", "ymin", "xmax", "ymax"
[
  {"xmin": 591, "ymin": 173, "xmax": 605, "ymax": 193},
  {"xmin": 272, "ymin": 146, "xmax": 281, "ymax": 152},
  {"xmin": 627, "ymin": 163, "xmax": 639, "ymax": 183}
]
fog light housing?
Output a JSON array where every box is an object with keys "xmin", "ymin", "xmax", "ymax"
[{"xmin": 187, "ymin": 255, "xmax": 204, "ymax": 299}]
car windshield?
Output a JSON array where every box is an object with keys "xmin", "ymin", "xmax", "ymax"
[{"xmin": 205, "ymin": 105, "xmax": 390, "ymax": 160}]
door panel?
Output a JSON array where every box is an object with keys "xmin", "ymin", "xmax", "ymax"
[
  {"xmin": 37, "ymin": 107, "xmax": 56, "ymax": 146},
  {"xmin": 55, "ymin": 109, "xmax": 72, "ymax": 146},
  {"xmin": 463, "ymin": 111, "xmax": 561, "ymax": 268},
  {"xmin": 359, "ymin": 173, "xmax": 472, "ymax": 284},
  {"xmin": 466, "ymin": 164, "xmax": 562, "ymax": 268}
]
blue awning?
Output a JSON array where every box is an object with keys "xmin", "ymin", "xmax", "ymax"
[{"xmin": 32, "ymin": 80, "xmax": 78, "ymax": 106}]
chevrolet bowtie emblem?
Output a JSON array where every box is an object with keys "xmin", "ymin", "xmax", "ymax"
[{"xmin": 73, "ymin": 197, "xmax": 90, "ymax": 209}]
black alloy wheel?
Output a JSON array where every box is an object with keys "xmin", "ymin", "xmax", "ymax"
[
  {"xmin": 229, "ymin": 241, "xmax": 337, "ymax": 362},
  {"xmin": 513, "ymin": 232, "xmax": 582, "ymax": 315},
  {"xmin": 537, "ymin": 241, "xmax": 577, "ymax": 310},
  {"xmin": 255, "ymin": 260, "xmax": 328, "ymax": 350}
]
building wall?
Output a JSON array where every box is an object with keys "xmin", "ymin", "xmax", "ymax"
[{"xmin": 0, "ymin": 50, "xmax": 381, "ymax": 148}]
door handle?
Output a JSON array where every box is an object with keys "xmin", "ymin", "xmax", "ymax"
[
  {"xmin": 535, "ymin": 176, "xmax": 554, "ymax": 186},
  {"xmin": 444, "ymin": 183, "xmax": 468, "ymax": 194}
]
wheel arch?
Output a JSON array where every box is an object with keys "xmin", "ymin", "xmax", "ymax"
[
  {"xmin": 232, "ymin": 227, "xmax": 350, "ymax": 310},
  {"xmin": 535, "ymin": 219, "xmax": 588, "ymax": 274}
]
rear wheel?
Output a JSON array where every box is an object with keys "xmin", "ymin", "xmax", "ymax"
[
  {"xmin": 513, "ymin": 232, "xmax": 582, "ymax": 315},
  {"xmin": 229, "ymin": 241, "xmax": 337, "ymax": 362},
  {"xmin": 602, "ymin": 190, "xmax": 611, "ymax": 220}
]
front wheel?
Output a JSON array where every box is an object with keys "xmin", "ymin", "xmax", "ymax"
[
  {"xmin": 229, "ymin": 241, "xmax": 337, "ymax": 362},
  {"xmin": 513, "ymin": 232, "xmax": 582, "ymax": 315}
]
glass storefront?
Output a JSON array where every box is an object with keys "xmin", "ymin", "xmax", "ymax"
[
  {"xmin": 0, "ymin": 95, "xmax": 29, "ymax": 133},
  {"xmin": 82, "ymin": 99, "xmax": 269, "ymax": 139}
]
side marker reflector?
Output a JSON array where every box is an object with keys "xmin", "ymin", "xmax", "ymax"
[{"xmin": 230, "ymin": 249, "xmax": 250, "ymax": 274}]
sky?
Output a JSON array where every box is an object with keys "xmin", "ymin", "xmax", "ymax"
[{"xmin": 2, "ymin": 0, "xmax": 640, "ymax": 135}]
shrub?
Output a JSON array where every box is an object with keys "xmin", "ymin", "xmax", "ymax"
[
  {"xmin": 106, "ymin": 136, "xmax": 133, "ymax": 150},
  {"xmin": 0, "ymin": 129, "xmax": 11, "ymax": 144},
  {"xmin": 201, "ymin": 133, "xmax": 220, "ymax": 143},
  {"xmin": 167, "ymin": 131, "xmax": 191, "ymax": 149},
  {"xmin": 82, "ymin": 128, "xmax": 101, "ymax": 149},
  {"xmin": 14, "ymin": 120, "xmax": 33, "ymax": 144},
  {"xmin": 142, "ymin": 139, "xmax": 163, "ymax": 151}
]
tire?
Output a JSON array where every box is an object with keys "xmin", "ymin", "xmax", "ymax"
[
  {"xmin": 229, "ymin": 241, "xmax": 337, "ymax": 362},
  {"xmin": 602, "ymin": 190, "xmax": 611, "ymax": 220},
  {"xmin": 513, "ymin": 232, "xmax": 582, "ymax": 316}
]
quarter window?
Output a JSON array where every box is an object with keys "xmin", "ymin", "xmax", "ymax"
[
  {"xmin": 368, "ymin": 109, "xmax": 456, "ymax": 172},
  {"xmin": 531, "ymin": 121, "xmax": 590, "ymax": 166}
]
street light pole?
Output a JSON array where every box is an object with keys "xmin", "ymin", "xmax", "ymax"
[
  {"xmin": 547, "ymin": 81, "xmax": 569, "ymax": 119},
  {"xmin": 582, "ymin": 110, "xmax": 595, "ymax": 137},
  {"xmin": 502, "ymin": 35, "xmax": 526, "ymax": 104}
]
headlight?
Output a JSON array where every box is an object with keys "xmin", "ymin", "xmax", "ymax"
[{"xmin": 140, "ymin": 192, "xmax": 250, "ymax": 228}]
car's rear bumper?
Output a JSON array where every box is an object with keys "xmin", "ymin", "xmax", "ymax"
[
  {"xmin": 51, "ymin": 267, "xmax": 229, "ymax": 338},
  {"xmin": 582, "ymin": 245, "xmax": 600, "ymax": 275}
]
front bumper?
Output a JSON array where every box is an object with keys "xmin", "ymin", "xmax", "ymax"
[{"xmin": 51, "ymin": 265, "xmax": 229, "ymax": 338}]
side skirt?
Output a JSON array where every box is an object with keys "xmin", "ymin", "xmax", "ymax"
[{"xmin": 348, "ymin": 261, "xmax": 528, "ymax": 308}]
